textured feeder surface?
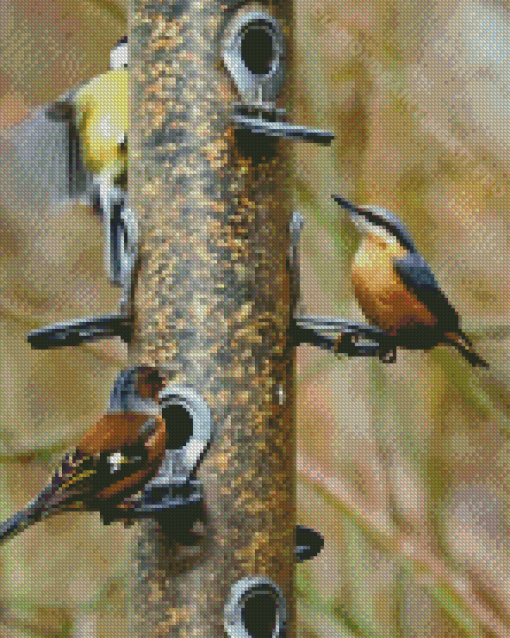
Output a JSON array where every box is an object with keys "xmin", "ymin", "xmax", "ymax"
[{"xmin": 130, "ymin": 0, "xmax": 294, "ymax": 635}]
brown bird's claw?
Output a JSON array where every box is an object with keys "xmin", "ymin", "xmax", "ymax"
[
  {"xmin": 99, "ymin": 493, "xmax": 141, "ymax": 526},
  {"xmin": 335, "ymin": 331, "xmax": 360, "ymax": 356},
  {"xmin": 378, "ymin": 345, "xmax": 397, "ymax": 364}
]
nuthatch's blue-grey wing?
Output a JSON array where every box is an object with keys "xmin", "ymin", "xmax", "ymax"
[
  {"xmin": 394, "ymin": 252, "xmax": 460, "ymax": 330},
  {"xmin": 0, "ymin": 90, "xmax": 93, "ymax": 219}
]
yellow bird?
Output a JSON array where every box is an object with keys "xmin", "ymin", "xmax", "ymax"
[
  {"xmin": 71, "ymin": 36, "xmax": 135, "ymax": 300},
  {"xmin": 44, "ymin": 35, "xmax": 129, "ymax": 219}
]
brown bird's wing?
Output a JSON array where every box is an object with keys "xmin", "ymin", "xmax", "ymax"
[
  {"xmin": 0, "ymin": 416, "xmax": 166, "ymax": 543},
  {"xmin": 0, "ymin": 451, "xmax": 103, "ymax": 544},
  {"xmin": 35, "ymin": 415, "xmax": 163, "ymax": 510},
  {"xmin": 70, "ymin": 415, "xmax": 166, "ymax": 506},
  {"xmin": 394, "ymin": 252, "xmax": 460, "ymax": 332},
  {"xmin": 94, "ymin": 415, "xmax": 167, "ymax": 502},
  {"xmin": 44, "ymin": 437, "xmax": 154, "ymax": 511}
]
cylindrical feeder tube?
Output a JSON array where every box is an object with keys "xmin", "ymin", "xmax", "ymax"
[{"xmin": 129, "ymin": 0, "xmax": 294, "ymax": 635}]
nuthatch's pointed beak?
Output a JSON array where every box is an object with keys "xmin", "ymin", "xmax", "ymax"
[
  {"xmin": 331, "ymin": 194, "xmax": 359, "ymax": 216},
  {"xmin": 331, "ymin": 194, "xmax": 362, "ymax": 225}
]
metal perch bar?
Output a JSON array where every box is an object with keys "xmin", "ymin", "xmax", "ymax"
[{"xmin": 293, "ymin": 316, "xmax": 399, "ymax": 361}]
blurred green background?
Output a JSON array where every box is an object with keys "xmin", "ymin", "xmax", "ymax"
[{"xmin": 0, "ymin": 0, "xmax": 509, "ymax": 635}]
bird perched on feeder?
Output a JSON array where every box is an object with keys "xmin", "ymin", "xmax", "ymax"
[
  {"xmin": 332, "ymin": 195, "xmax": 488, "ymax": 367},
  {"xmin": 0, "ymin": 37, "xmax": 135, "ymax": 312},
  {"xmin": 72, "ymin": 36, "xmax": 128, "ymax": 217},
  {"xmin": 44, "ymin": 36, "xmax": 135, "ymax": 302},
  {"xmin": 72, "ymin": 36, "xmax": 136, "ymax": 304},
  {"xmin": 0, "ymin": 366, "xmax": 168, "ymax": 544},
  {"xmin": 44, "ymin": 36, "xmax": 129, "ymax": 216}
]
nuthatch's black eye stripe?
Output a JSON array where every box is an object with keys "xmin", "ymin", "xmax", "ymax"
[
  {"xmin": 332, "ymin": 195, "xmax": 417, "ymax": 253},
  {"xmin": 359, "ymin": 208, "xmax": 417, "ymax": 253}
]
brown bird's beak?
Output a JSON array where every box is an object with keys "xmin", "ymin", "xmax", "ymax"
[{"xmin": 137, "ymin": 366, "xmax": 175, "ymax": 400}]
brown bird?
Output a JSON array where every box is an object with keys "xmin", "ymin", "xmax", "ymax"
[
  {"xmin": 0, "ymin": 366, "xmax": 168, "ymax": 543},
  {"xmin": 332, "ymin": 195, "xmax": 488, "ymax": 367}
]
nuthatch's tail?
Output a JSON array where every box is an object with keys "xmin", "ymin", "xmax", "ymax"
[{"xmin": 444, "ymin": 331, "xmax": 489, "ymax": 368}]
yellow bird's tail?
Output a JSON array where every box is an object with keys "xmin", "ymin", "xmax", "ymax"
[{"xmin": 444, "ymin": 331, "xmax": 489, "ymax": 368}]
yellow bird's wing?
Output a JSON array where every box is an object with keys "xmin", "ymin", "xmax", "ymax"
[{"xmin": 0, "ymin": 91, "xmax": 92, "ymax": 215}]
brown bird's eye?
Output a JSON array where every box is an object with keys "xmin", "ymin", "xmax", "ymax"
[{"xmin": 148, "ymin": 369, "xmax": 165, "ymax": 392}]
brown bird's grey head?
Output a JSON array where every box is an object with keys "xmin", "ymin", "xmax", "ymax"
[
  {"xmin": 332, "ymin": 195, "xmax": 418, "ymax": 253},
  {"xmin": 108, "ymin": 366, "xmax": 166, "ymax": 415}
]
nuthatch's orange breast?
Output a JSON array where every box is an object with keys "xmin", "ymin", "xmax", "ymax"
[{"xmin": 351, "ymin": 236, "xmax": 437, "ymax": 335}]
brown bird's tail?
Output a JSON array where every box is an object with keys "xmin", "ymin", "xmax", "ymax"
[
  {"xmin": 0, "ymin": 482, "xmax": 64, "ymax": 544},
  {"xmin": 0, "ymin": 453, "xmax": 82, "ymax": 544},
  {"xmin": 444, "ymin": 331, "xmax": 489, "ymax": 368}
]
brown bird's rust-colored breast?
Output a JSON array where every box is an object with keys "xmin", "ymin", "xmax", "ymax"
[
  {"xmin": 78, "ymin": 413, "xmax": 157, "ymax": 453},
  {"xmin": 351, "ymin": 235, "xmax": 438, "ymax": 336}
]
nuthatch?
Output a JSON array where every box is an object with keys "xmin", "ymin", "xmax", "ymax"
[
  {"xmin": 333, "ymin": 195, "xmax": 488, "ymax": 367},
  {"xmin": 0, "ymin": 366, "xmax": 168, "ymax": 544}
]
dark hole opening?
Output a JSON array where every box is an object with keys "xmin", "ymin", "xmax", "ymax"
[
  {"xmin": 235, "ymin": 129, "xmax": 278, "ymax": 164},
  {"xmin": 241, "ymin": 24, "xmax": 275, "ymax": 76},
  {"xmin": 161, "ymin": 404, "xmax": 194, "ymax": 450},
  {"xmin": 241, "ymin": 591, "xmax": 278, "ymax": 637}
]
